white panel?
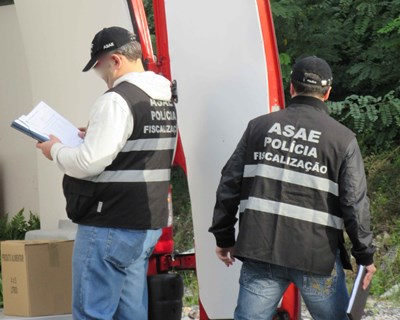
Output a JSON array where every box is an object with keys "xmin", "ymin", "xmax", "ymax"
[
  {"xmin": 165, "ymin": 0, "xmax": 269, "ymax": 318},
  {"xmin": 13, "ymin": 0, "xmax": 132, "ymax": 229}
]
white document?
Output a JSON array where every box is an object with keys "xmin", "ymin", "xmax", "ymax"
[{"xmin": 12, "ymin": 101, "xmax": 83, "ymax": 147}]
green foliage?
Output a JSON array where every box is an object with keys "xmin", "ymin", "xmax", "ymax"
[
  {"xmin": 271, "ymin": 0, "xmax": 400, "ymax": 100},
  {"xmin": 170, "ymin": 167, "xmax": 198, "ymax": 307},
  {"xmin": 379, "ymin": 16, "xmax": 400, "ymax": 34},
  {"xmin": 171, "ymin": 166, "xmax": 194, "ymax": 253},
  {"xmin": 364, "ymin": 147, "xmax": 400, "ymax": 231},
  {"xmin": 328, "ymin": 91, "xmax": 400, "ymax": 154},
  {"xmin": 142, "ymin": 0, "xmax": 157, "ymax": 55},
  {"xmin": 0, "ymin": 209, "xmax": 41, "ymax": 241},
  {"xmin": 279, "ymin": 52, "xmax": 292, "ymax": 89},
  {"xmin": 368, "ymin": 222, "xmax": 400, "ymax": 297},
  {"xmin": 343, "ymin": 149, "xmax": 400, "ymax": 299},
  {"xmin": 363, "ymin": 149, "xmax": 400, "ymax": 297},
  {"xmin": 180, "ymin": 270, "xmax": 199, "ymax": 307}
]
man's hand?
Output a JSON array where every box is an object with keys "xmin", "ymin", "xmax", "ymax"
[
  {"xmin": 216, "ymin": 246, "xmax": 235, "ymax": 267},
  {"xmin": 78, "ymin": 127, "xmax": 87, "ymax": 139},
  {"xmin": 363, "ymin": 264, "xmax": 376, "ymax": 290},
  {"xmin": 36, "ymin": 135, "xmax": 61, "ymax": 160}
]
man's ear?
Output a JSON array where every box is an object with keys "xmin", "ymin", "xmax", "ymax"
[
  {"xmin": 110, "ymin": 54, "xmax": 122, "ymax": 69},
  {"xmin": 323, "ymin": 86, "xmax": 332, "ymax": 101}
]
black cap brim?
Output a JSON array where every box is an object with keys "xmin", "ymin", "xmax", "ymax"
[{"xmin": 82, "ymin": 51, "xmax": 104, "ymax": 72}]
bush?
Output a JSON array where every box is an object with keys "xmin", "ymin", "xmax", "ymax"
[
  {"xmin": 364, "ymin": 149, "xmax": 400, "ymax": 297},
  {"xmin": 272, "ymin": 0, "xmax": 400, "ymax": 100},
  {"xmin": 171, "ymin": 166, "xmax": 194, "ymax": 253},
  {"xmin": 328, "ymin": 91, "xmax": 400, "ymax": 154},
  {"xmin": 365, "ymin": 148, "xmax": 400, "ymax": 230},
  {"xmin": 329, "ymin": 92, "xmax": 400, "ymax": 299},
  {"xmin": 0, "ymin": 209, "xmax": 40, "ymax": 241}
]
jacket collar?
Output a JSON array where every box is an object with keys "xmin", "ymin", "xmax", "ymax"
[{"xmin": 288, "ymin": 95, "xmax": 329, "ymax": 114}]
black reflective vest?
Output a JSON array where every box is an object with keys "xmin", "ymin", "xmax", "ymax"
[{"xmin": 62, "ymin": 81, "xmax": 177, "ymax": 229}]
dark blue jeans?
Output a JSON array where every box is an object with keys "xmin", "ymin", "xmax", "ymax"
[{"xmin": 234, "ymin": 253, "xmax": 349, "ymax": 320}]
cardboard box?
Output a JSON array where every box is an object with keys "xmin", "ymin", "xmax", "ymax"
[{"xmin": 1, "ymin": 240, "xmax": 74, "ymax": 317}]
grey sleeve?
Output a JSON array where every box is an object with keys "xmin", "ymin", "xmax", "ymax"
[
  {"xmin": 339, "ymin": 138, "xmax": 375, "ymax": 266},
  {"xmin": 208, "ymin": 126, "xmax": 249, "ymax": 248}
]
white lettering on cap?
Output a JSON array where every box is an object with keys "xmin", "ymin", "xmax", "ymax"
[{"xmin": 103, "ymin": 42, "xmax": 115, "ymax": 49}]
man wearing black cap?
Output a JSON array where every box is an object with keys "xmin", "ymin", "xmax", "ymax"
[
  {"xmin": 36, "ymin": 27, "xmax": 177, "ymax": 319},
  {"xmin": 209, "ymin": 56, "xmax": 376, "ymax": 319}
]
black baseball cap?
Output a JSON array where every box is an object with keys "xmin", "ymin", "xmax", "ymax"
[
  {"xmin": 291, "ymin": 56, "xmax": 333, "ymax": 87},
  {"xmin": 82, "ymin": 26, "xmax": 136, "ymax": 72}
]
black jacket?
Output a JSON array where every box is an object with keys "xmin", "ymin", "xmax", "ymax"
[{"xmin": 209, "ymin": 95, "xmax": 375, "ymax": 275}]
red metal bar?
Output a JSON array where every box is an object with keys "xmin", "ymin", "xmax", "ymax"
[
  {"xmin": 152, "ymin": 0, "xmax": 172, "ymax": 80},
  {"xmin": 126, "ymin": 0, "xmax": 158, "ymax": 71},
  {"xmin": 257, "ymin": 0, "xmax": 285, "ymax": 112}
]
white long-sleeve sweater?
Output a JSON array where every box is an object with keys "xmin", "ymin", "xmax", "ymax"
[{"xmin": 50, "ymin": 71, "xmax": 172, "ymax": 179}]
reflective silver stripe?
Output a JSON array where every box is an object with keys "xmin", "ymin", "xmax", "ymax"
[
  {"xmin": 121, "ymin": 137, "xmax": 177, "ymax": 152},
  {"xmin": 239, "ymin": 199, "xmax": 248, "ymax": 214},
  {"xmin": 88, "ymin": 169, "xmax": 171, "ymax": 183},
  {"xmin": 243, "ymin": 164, "xmax": 338, "ymax": 196},
  {"xmin": 240, "ymin": 197, "xmax": 344, "ymax": 230}
]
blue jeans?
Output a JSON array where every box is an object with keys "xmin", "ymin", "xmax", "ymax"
[
  {"xmin": 234, "ymin": 253, "xmax": 349, "ymax": 320},
  {"xmin": 72, "ymin": 225, "xmax": 162, "ymax": 320}
]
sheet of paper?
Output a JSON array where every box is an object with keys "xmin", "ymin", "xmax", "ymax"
[{"xmin": 20, "ymin": 101, "xmax": 83, "ymax": 147}]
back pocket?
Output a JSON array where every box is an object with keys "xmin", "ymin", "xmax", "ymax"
[{"xmin": 104, "ymin": 229, "xmax": 147, "ymax": 269}]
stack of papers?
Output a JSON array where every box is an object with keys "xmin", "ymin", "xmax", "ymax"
[{"xmin": 11, "ymin": 101, "xmax": 83, "ymax": 147}]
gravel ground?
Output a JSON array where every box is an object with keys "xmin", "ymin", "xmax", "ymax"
[
  {"xmin": 300, "ymin": 298, "xmax": 400, "ymax": 320},
  {"xmin": 181, "ymin": 298, "xmax": 400, "ymax": 319},
  {"xmin": 181, "ymin": 306, "xmax": 199, "ymax": 320}
]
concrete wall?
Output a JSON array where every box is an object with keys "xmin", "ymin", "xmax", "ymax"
[
  {"xmin": 1, "ymin": 0, "xmax": 133, "ymax": 229},
  {"xmin": 0, "ymin": 4, "xmax": 39, "ymax": 217}
]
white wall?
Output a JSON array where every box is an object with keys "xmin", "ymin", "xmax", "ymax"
[
  {"xmin": 0, "ymin": 4, "xmax": 39, "ymax": 218},
  {"xmin": 9, "ymin": 0, "xmax": 133, "ymax": 229}
]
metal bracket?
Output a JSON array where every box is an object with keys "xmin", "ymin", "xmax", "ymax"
[{"xmin": 171, "ymin": 79, "xmax": 178, "ymax": 103}]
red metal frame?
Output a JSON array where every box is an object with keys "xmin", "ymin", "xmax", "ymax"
[{"xmin": 257, "ymin": 0, "xmax": 285, "ymax": 112}]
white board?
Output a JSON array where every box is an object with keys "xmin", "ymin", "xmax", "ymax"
[{"xmin": 165, "ymin": 0, "xmax": 270, "ymax": 318}]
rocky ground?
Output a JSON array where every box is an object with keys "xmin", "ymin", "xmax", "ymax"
[
  {"xmin": 301, "ymin": 298, "xmax": 400, "ymax": 320},
  {"xmin": 181, "ymin": 306, "xmax": 199, "ymax": 320},
  {"xmin": 181, "ymin": 298, "xmax": 400, "ymax": 319}
]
